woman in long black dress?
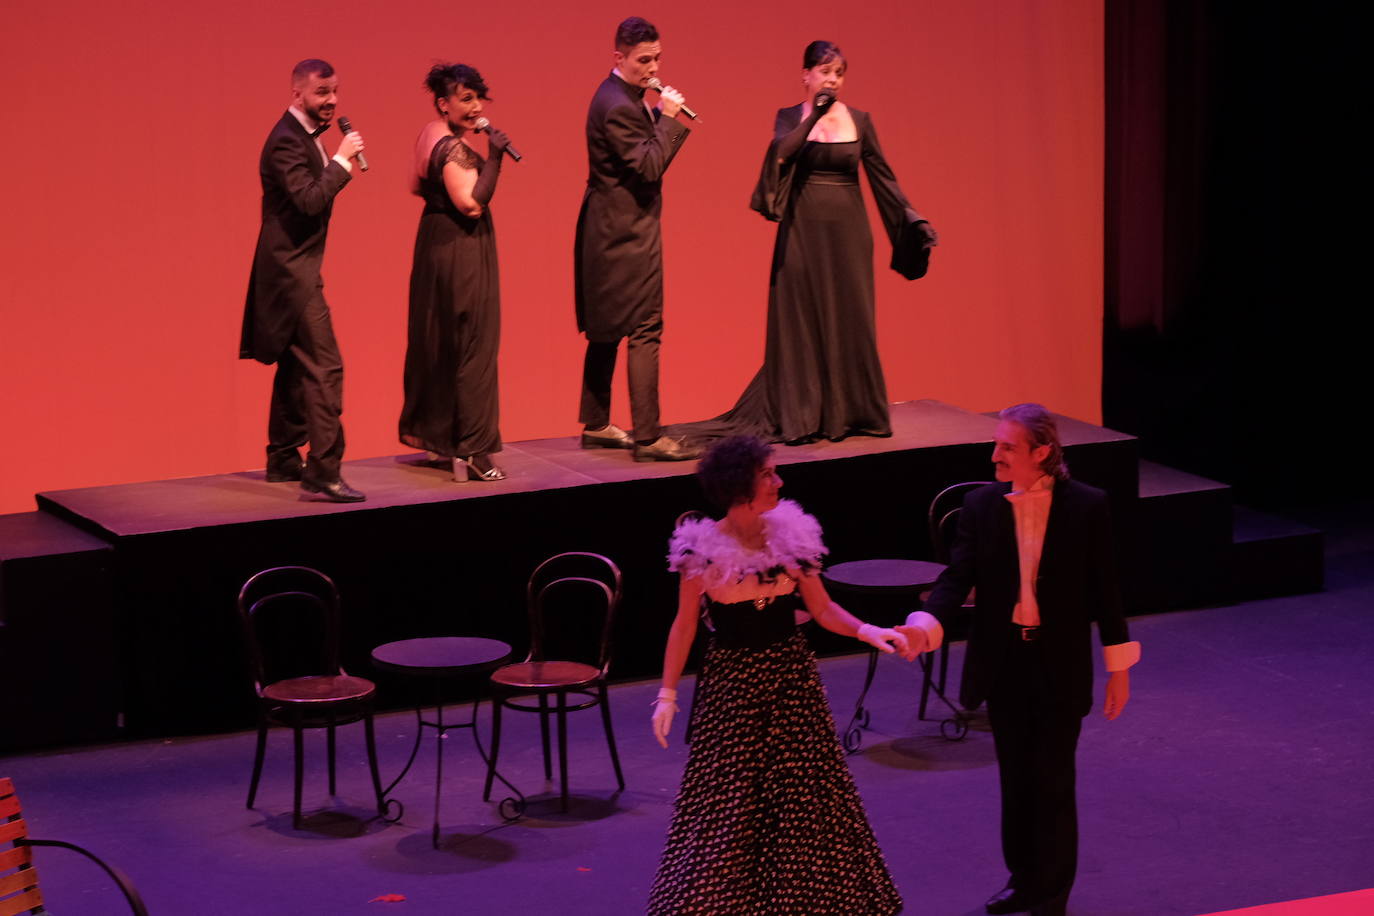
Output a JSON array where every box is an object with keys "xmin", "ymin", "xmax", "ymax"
[
  {"xmin": 700, "ymin": 41, "xmax": 938, "ymax": 445},
  {"xmin": 398, "ymin": 63, "xmax": 514, "ymax": 481},
  {"xmin": 647, "ymin": 435, "xmax": 912, "ymax": 914}
]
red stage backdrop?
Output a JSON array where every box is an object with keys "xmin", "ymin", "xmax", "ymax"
[{"xmin": 1, "ymin": 1, "xmax": 1103, "ymax": 515}]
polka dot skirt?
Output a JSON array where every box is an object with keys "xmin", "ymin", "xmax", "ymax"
[{"xmin": 648, "ymin": 629, "xmax": 903, "ymax": 914}]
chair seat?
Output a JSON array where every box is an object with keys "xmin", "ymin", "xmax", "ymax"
[
  {"xmin": 823, "ymin": 559, "xmax": 947, "ymax": 594},
  {"xmin": 263, "ymin": 674, "xmax": 375, "ymax": 704},
  {"xmin": 492, "ymin": 661, "xmax": 599, "ymax": 691}
]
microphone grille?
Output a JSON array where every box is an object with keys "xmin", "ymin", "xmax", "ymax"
[
  {"xmin": 646, "ymin": 77, "xmax": 663, "ymax": 91},
  {"xmin": 473, "ymin": 117, "xmax": 490, "ymax": 131},
  {"xmin": 337, "ymin": 116, "xmax": 353, "ymax": 132}
]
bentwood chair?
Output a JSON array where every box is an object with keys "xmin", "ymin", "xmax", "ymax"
[
  {"xmin": 237, "ymin": 566, "xmax": 386, "ymax": 829},
  {"xmin": 0, "ymin": 777, "xmax": 148, "ymax": 915},
  {"xmin": 924, "ymin": 482, "xmax": 993, "ymax": 718},
  {"xmin": 483, "ymin": 553, "xmax": 625, "ymax": 812}
]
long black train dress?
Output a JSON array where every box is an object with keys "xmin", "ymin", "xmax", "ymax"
[
  {"xmin": 674, "ymin": 107, "xmax": 924, "ymax": 446},
  {"xmin": 648, "ymin": 500, "xmax": 902, "ymax": 915},
  {"xmin": 398, "ymin": 135, "xmax": 502, "ymax": 458}
]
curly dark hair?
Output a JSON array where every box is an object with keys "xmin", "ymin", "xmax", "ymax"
[
  {"xmin": 803, "ymin": 40, "xmax": 844, "ymax": 70},
  {"xmin": 424, "ymin": 63, "xmax": 491, "ymax": 107},
  {"xmin": 697, "ymin": 436, "xmax": 773, "ymax": 514},
  {"xmin": 615, "ymin": 16, "xmax": 659, "ymax": 50}
]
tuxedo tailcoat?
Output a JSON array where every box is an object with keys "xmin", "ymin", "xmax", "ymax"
[
  {"xmin": 241, "ymin": 112, "xmax": 352, "ymax": 364},
  {"xmin": 573, "ymin": 73, "xmax": 689, "ymax": 343}
]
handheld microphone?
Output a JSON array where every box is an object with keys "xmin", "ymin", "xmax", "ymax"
[
  {"xmin": 814, "ymin": 90, "xmax": 836, "ymax": 110},
  {"xmin": 646, "ymin": 78, "xmax": 699, "ymax": 121},
  {"xmin": 336, "ymin": 117, "xmax": 368, "ymax": 171},
  {"xmin": 473, "ymin": 118, "xmax": 523, "ymax": 162}
]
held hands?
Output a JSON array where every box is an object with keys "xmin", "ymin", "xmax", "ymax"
[
  {"xmin": 856, "ymin": 623, "xmax": 908, "ymax": 656},
  {"xmin": 336, "ymin": 130, "xmax": 365, "ymax": 162},
  {"xmin": 894, "ymin": 623, "xmax": 930, "ymax": 661},
  {"xmin": 651, "ymin": 687, "xmax": 679, "ymax": 748},
  {"xmin": 656, "ymin": 85, "xmax": 686, "ymax": 120},
  {"xmin": 1103, "ymin": 670, "xmax": 1130, "ymax": 720}
]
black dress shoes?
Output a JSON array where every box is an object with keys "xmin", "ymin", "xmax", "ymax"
[
  {"xmin": 632, "ymin": 436, "xmax": 702, "ymax": 462},
  {"xmin": 985, "ymin": 886, "xmax": 1032, "ymax": 915},
  {"xmin": 580, "ymin": 424, "xmax": 635, "ymax": 449},
  {"xmin": 300, "ymin": 477, "xmax": 366, "ymax": 503}
]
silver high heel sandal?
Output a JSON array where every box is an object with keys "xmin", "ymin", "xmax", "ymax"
[{"xmin": 452, "ymin": 455, "xmax": 507, "ymax": 482}]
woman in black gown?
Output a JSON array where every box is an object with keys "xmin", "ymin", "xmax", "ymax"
[
  {"xmin": 647, "ymin": 435, "xmax": 912, "ymax": 914},
  {"xmin": 398, "ymin": 63, "xmax": 514, "ymax": 481},
  {"xmin": 700, "ymin": 41, "xmax": 938, "ymax": 445}
]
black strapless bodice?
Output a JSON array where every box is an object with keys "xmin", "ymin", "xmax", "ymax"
[{"xmin": 706, "ymin": 592, "xmax": 802, "ymax": 649}]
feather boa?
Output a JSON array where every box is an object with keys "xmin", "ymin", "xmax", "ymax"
[{"xmin": 668, "ymin": 499, "xmax": 827, "ymax": 588}]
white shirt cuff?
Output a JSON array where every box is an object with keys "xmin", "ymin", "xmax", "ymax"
[
  {"xmin": 1104, "ymin": 641, "xmax": 1141, "ymax": 671},
  {"xmin": 904, "ymin": 610, "xmax": 944, "ymax": 654},
  {"xmin": 332, "ymin": 154, "xmax": 353, "ymax": 172}
]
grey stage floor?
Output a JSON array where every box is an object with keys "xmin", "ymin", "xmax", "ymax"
[{"xmin": 4, "ymin": 509, "xmax": 1372, "ymax": 915}]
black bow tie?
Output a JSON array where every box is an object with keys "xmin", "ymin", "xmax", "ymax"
[{"xmin": 310, "ymin": 124, "xmax": 330, "ymax": 138}]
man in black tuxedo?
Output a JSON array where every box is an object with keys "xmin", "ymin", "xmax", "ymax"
[
  {"xmin": 900, "ymin": 403, "xmax": 1140, "ymax": 915},
  {"xmin": 574, "ymin": 17, "xmax": 698, "ymax": 462},
  {"xmin": 241, "ymin": 58, "xmax": 367, "ymax": 502}
]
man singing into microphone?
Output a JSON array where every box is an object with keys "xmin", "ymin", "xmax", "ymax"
[
  {"xmin": 241, "ymin": 58, "xmax": 367, "ymax": 501},
  {"xmin": 574, "ymin": 17, "xmax": 699, "ymax": 462}
]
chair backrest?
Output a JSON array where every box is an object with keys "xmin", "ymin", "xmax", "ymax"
[
  {"xmin": 236, "ymin": 566, "xmax": 344, "ymax": 692},
  {"xmin": 524, "ymin": 553, "xmax": 622, "ymax": 676},
  {"xmin": 1, "ymin": 777, "xmax": 148, "ymax": 916},
  {"xmin": 927, "ymin": 482, "xmax": 994, "ymax": 564}
]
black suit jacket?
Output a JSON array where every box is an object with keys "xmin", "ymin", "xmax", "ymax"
[
  {"xmin": 573, "ymin": 73, "xmax": 690, "ymax": 342},
  {"xmin": 240, "ymin": 112, "xmax": 352, "ymax": 364},
  {"xmin": 923, "ymin": 479, "xmax": 1130, "ymax": 717}
]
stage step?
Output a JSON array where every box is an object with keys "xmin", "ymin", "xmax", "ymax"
[
  {"xmin": 1230, "ymin": 505, "xmax": 1324, "ymax": 600},
  {"xmin": 1131, "ymin": 460, "xmax": 1324, "ymax": 610}
]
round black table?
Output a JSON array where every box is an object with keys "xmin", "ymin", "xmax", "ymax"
[
  {"xmin": 371, "ymin": 636, "xmax": 516, "ymax": 845},
  {"xmin": 822, "ymin": 558, "xmax": 966, "ymax": 750}
]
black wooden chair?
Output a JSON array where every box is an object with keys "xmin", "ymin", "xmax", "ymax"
[
  {"xmin": 483, "ymin": 553, "xmax": 625, "ymax": 812},
  {"xmin": 237, "ymin": 566, "xmax": 385, "ymax": 829},
  {"xmin": 1, "ymin": 776, "xmax": 148, "ymax": 915}
]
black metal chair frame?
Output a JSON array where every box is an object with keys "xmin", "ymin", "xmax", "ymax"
[
  {"xmin": 483, "ymin": 552, "xmax": 626, "ymax": 812},
  {"xmin": 237, "ymin": 566, "xmax": 385, "ymax": 829}
]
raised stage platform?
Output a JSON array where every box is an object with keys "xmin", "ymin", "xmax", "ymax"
[{"xmin": 0, "ymin": 400, "xmax": 1321, "ymax": 751}]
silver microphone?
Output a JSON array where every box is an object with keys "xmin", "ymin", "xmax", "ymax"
[
  {"xmin": 472, "ymin": 117, "xmax": 522, "ymax": 162},
  {"xmin": 646, "ymin": 78, "xmax": 699, "ymax": 121}
]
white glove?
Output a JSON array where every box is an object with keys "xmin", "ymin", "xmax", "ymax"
[
  {"xmin": 651, "ymin": 687, "xmax": 679, "ymax": 748},
  {"xmin": 856, "ymin": 623, "xmax": 907, "ymax": 655}
]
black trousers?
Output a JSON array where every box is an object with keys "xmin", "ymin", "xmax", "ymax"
[
  {"xmin": 266, "ymin": 289, "xmax": 345, "ymax": 482},
  {"xmin": 578, "ymin": 308, "xmax": 662, "ymax": 442},
  {"xmin": 985, "ymin": 638, "xmax": 1084, "ymax": 910}
]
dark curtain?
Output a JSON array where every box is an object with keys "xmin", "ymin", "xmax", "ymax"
[{"xmin": 1102, "ymin": 1, "xmax": 1359, "ymax": 509}]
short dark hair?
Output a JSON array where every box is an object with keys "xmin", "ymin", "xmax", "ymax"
[
  {"xmin": 803, "ymin": 41, "xmax": 844, "ymax": 70},
  {"xmin": 697, "ymin": 436, "xmax": 773, "ymax": 514},
  {"xmin": 424, "ymin": 63, "xmax": 491, "ymax": 104},
  {"xmin": 616, "ymin": 17, "xmax": 659, "ymax": 50},
  {"xmin": 291, "ymin": 59, "xmax": 334, "ymax": 86},
  {"xmin": 998, "ymin": 403, "xmax": 1070, "ymax": 480}
]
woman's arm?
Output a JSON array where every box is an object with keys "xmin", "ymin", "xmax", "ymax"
[
  {"xmin": 652, "ymin": 574, "xmax": 704, "ymax": 747},
  {"xmin": 442, "ymin": 157, "xmax": 484, "ymax": 218},
  {"xmin": 795, "ymin": 569, "xmax": 908, "ymax": 655}
]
